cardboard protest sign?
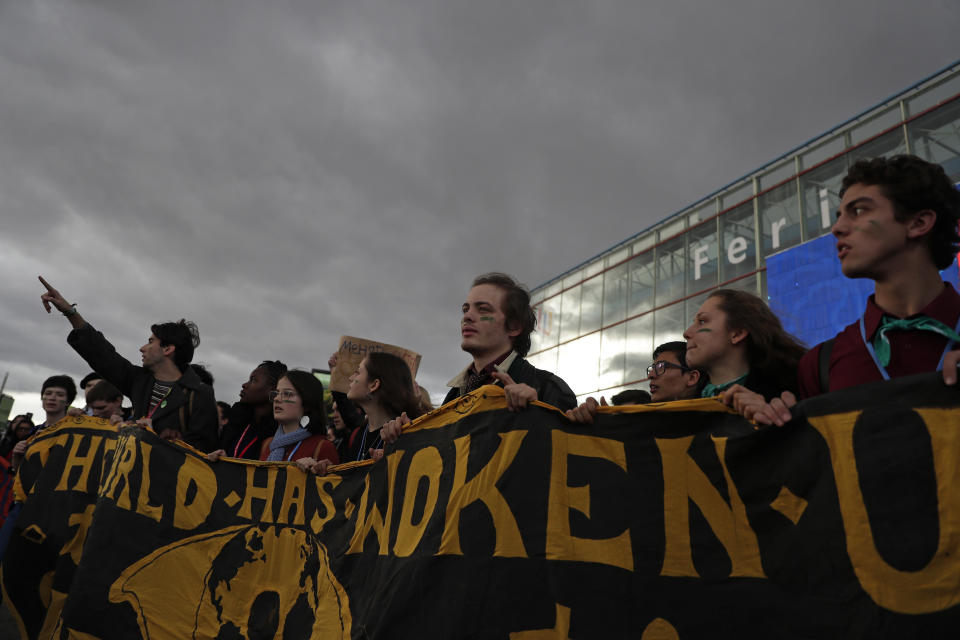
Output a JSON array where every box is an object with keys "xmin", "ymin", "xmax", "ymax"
[{"xmin": 329, "ymin": 336, "xmax": 421, "ymax": 393}]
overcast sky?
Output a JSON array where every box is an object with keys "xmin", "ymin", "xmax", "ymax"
[{"xmin": 1, "ymin": 0, "xmax": 958, "ymax": 421}]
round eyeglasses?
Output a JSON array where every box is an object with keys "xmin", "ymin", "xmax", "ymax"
[{"xmin": 268, "ymin": 389, "xmax": 298, "ymax": 402}]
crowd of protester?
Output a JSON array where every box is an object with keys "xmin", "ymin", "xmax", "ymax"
[{"xmin": 2, "ymin": 154, "xmax": 959, "ymax": 536}]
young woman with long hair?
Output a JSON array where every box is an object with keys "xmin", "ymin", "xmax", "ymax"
[
  {"xmin": 259, "ymin": 370, "xmax": 339, "ymax": 463},
  {"xmin": 300, "ymin": 352, "xmax": 421, "ymax": 474},
  {"xmin": 206, "ymin": 369, "xmax": 338, "ymax": 465},
  {"xmin": 347, "ymin": 352, "xmax": 422, "ymax": 460},
  {"xmin": 683, "ymin": 288, "xmax": 806, "ymax": 400}
]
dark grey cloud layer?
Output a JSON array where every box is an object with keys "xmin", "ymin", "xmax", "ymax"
[{"xmin": 1, "ymin": 0, "xmax": 957, "ymax": 415}]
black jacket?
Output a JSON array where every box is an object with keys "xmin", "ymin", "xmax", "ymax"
[
  {"xmin": 219, "ymin": 402, "xmax": 275, "ymax": 460},
  {"xmin": 330, "ymin": 390, "xmax": 365, "ymax": 463},
  {"xmin": 67, "ymin": 323, "xmax": 218, "ymax": 451},
  {"xmin": 443, "ymin": 354, "xmax": 577, "ymax": 411}
]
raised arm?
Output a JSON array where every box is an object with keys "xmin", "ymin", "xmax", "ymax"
[
  {"xmin": 39, "ymin": 276, "xmax": 86, "ymax": 329},
  {"xmin": 41, "ymin": 275, "xmax": 139, "ymax": 397}
]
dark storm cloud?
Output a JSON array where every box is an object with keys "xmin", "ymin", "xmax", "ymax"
[{"xmin": 1, "ymin": 0, "xmax": 957, "ymax": 414}]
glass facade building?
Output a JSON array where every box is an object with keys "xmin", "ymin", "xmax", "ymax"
[{"xmin": 528, "ymin": 61, "xmax": 960, "ymax": 400}]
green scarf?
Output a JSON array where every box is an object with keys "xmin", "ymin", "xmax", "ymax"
[
  {"xmin": 701, "ymin": 372, "xmax": 749, "ymax": 398},
  {"xmin": 873, "ymin": 315, "xmax": 960, "ymax": 366}
]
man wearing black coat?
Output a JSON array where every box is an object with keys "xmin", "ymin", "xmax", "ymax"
[
  {"xmin": 39, "ymin": 276, "xmax": 218, "ymax": 452},
  {"xmin": 382, "ymin": 273, "xmax": 575, "ymax": 446},
  {"xmin": 441, "ymin": 272, "xmax": 576, "ymax": 411}
]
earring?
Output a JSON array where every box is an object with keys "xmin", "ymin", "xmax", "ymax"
[{"xmin": 300, "ymin": 415, "xmax": 310, "ymax": 429}]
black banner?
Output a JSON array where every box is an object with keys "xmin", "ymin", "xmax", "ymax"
[{"xmin": 3, "ymin": 375, "xmax": 960, "ymax": 639}]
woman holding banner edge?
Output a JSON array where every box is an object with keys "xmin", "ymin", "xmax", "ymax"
[
  {"xmin": 683, "ymin": 288, "xmax": 806, "ymax": 400},
  {"xmin": 206, "ymin": 370, "xmax": 338, "ymax": 465},
  {"xmin": 299, "ymin": 352, "xmax": 421, "ymax": 475}
]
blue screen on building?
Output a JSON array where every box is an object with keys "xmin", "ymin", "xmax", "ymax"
[{"xmin": 766, "ymin": 234, "xmax": 960, "ymax": 348}]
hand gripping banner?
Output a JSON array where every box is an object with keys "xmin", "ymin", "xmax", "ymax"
[{"xmin": 3, "ymin": 373, "xmax": 960, "ymax": 639}]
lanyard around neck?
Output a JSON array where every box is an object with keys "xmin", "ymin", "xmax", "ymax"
[
  {"xmin": 357, "ymin": 426, "xmax": 382, "ymax": 461},
  {"xmin": 859, "ymin": 313, "xmax": 960, "ymax": 381},
  {"xmin": 285, "ymin": 440, "xmax": 303, "ymax": 461},
  {"xmin": 233, "ymin": 424, "xmax": 256, "ymax": 458}
]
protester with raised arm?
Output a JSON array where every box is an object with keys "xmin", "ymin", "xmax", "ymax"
[
  {"xmin": 727, "ymin": 155, "xmax": 960, "ymax": 426},
  {"xmin": 39, "ymin": 276, "xmax": 218, "ymax": 451}
]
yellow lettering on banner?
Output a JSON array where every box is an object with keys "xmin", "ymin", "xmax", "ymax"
[
  {"xmin": 135, "ymin": 442, "xmax": 163, "ymax": 523},
  {"xmin": 394, "ymin": 447, "xmax": 442, "ymax": 557},
  {"xmin": 54, "ymin": 435, "xmax": 104, "ymax": 492},
  {"xmin": 23, "ymin": 433, "xmax": 69, "ymax": 496},
  {"xmin": 65, "ymin": 504, "xmax": 96, "ymax": 564},
  {"xmin": 237, "ymin": 465, "xmax": 276, "ymax": 522},
  {"xmin": 508, "ymin": 603, "xmax": 571, "ymax": 639},
  {"xmin": 103, "ymin": 436, "xmax": 138, "ymax": 510},
  {"xmin": 640, "ymin": 618, "xmax": 680, "ymax": 640},
  {"xmin": 173, "ymin": 458, "xmax": 216, "ymax": 530},
  {"xmin": 37, "ymin": 588, "xmax": 68, "ymax": 640},
  {"xmin": 545, "ymin": 431, "xmax": 633, "ymax": 571},
  {"xmin": 33, "ymin": 433, "xmax": 71, "ymax": 469},
  {"xmin": 439, "ymin": 431, "xmax": 528, "ymax": 558},
  {"xmin": 310, "ymin": 477, "xmax": 341, "ymax": 533},
  {"xmin": 278, "ymin": 467, "xmax": 306, "ymax": 525},
  {"xmin": 347, "ymin": 452, "xmax": 404, "ymax": 555},
  {"xmin": 656, "ymin": 435, "xmax": 764, "ymax": 578},
  {"xmin": 810, "ymin": 408, "xmax": 960, "ymax": 614}
]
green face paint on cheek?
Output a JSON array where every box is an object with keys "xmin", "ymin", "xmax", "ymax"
[
  {"xmin": 852, "ymin": 220, "xmax": 881, "ymax": 234},
  {"xmin": 696, "ymin": 328, "xmax": 712, "ymax": 333},
  {"xmin": 479, "ymin": 316, "xmax": 495, "ymax": 322}
]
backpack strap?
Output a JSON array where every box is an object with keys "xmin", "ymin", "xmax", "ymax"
[
  {"xmin": 178, "ymin": 389, "xmax": 195, "ymax": 434},
  {"xmin": 818, "ymin": 338, "xmax": 835, "ymax": 395}
]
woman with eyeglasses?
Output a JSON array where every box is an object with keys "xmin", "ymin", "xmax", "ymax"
[
  {"xmin": 683, "ymin": 289, "xmax": 805, "ymax": 400},
  {"xmin": 257, "ymin": 371, "xmax": 339, "ymax": 463},
  {"xmin": 300, "ymin": 352, "xmax": 421, "ymax": 474},
  {"xmin": 206, "ymin": 370, "xmax": 338, "ymax": 465}
]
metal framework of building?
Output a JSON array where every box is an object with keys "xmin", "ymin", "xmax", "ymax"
[{"xmin": 528, "ymin": 60, "xmax": 960, "ymax": 400}]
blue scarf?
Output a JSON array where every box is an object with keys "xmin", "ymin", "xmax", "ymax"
[{"xmin": 266, "ymin": 425, "xmax": 311, "ymax": 462}]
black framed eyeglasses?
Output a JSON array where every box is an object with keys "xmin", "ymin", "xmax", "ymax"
[{"xmin": 646, "ymin": 360, "xmax": 688, "ymax": 377}]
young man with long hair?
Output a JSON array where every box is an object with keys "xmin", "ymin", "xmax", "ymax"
[{"xmin": 38, "ymin": 276, "xmax": 218, "ymax": 450}]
